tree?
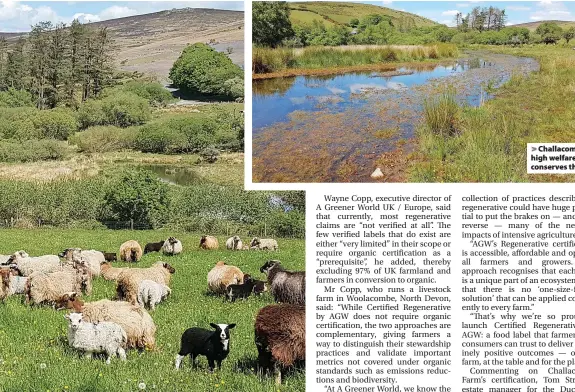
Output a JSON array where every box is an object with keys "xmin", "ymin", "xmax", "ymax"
[
  {"xmin": 169, "ymin": 43, "xmax": 243, "ymax": 98},
  {"xmin": 252, "ymin": 1, "xmax": 294, "ymax": 47},
  {"xmin": 349, "ymin": 18, "xmax": 360, "ymax": 28},
  {"xmin": 564, "ymin": 27, "xmax": 575, "ymax": 44},
  {"xmin": 536, "ymin": 22, "xmax": 563, "ymax": 44}
]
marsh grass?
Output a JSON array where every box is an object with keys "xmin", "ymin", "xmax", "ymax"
[
  {"xmin": 410, "ymin": 45, "xmax": 575, "ymax": 182},
  {"xmin": 0, "ymin": 229, "xmax": 305, "ymax": 392},
  {"xmin": 252, "ymin": 44, "xmax": 459, "ymax": 74},
  {"xmin": 422, "ymin": 88, "xmax": 459, "ymax": 137}
]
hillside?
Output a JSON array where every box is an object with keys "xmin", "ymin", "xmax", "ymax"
[
  {"xmin": 0, "ymin": 8, "xmax": 244, "ymax": 81},
  {"xmin": 510, "ymin": 20, "xmax": 575, "ymax": 31},
  {"xmin": 288, "ymin": 2, "xmax": 438, "ymax": 28}
]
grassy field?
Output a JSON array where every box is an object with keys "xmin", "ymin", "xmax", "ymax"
[
  {"xmin": 510, "ymin": 20, "xmax": 575, "ymax": 32},
  {"xmin": 410, "ymin": 45, "xmax": 575, "ymax": 182},
  {"xmin": 0, "ymin": 229, "xmax": 305, "ymax": 392},
  {"xmin": 288, "ymin": 1, "xmax": 437, "ymax": 27}
]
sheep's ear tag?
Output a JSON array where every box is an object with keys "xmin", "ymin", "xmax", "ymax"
[{"xmin": 64, "ymin": 314, "xmax": 70, "ymax": 320}]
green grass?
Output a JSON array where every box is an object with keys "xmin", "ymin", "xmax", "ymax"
[
  {"xmin": 0, "ymin": 229, "xmax": 305, "ymax": 392},
  {"xmin": 410, "ymin": 45, "xmax": 575, "ymax": 182},
  {"xmin": 288, "ymin": 2, "xmax": 437, "ymax": 28},
  {"xmin": 253, "ymin": 44, "xmax": 459, "ymax": 74},
  {"xmin": 290, "ymin": 9, "xmax": 335, "ymax": 27}
]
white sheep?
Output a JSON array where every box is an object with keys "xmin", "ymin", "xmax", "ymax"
[
  {"xmin": 65, "ymin": 312, "xmax": 127, "ymax": 364},
  {"xmin": 9, "ymin": 275, "xmax": 28, "ymax": 295},
  {"xmin": 9, "ymin": 251, "xmax": 63, "ymax": 276},
  {"xmin": 225, "ymin": 236, "xmax": 243, "ymax": 251},
  {"xmin": 59, "ymin": 248, "xmax": 104, "ymax": 277},
  {"xmin": 137, "ymin": 280, "xmax": 171, "ymax": 310},
  {"xmin": 207, "ymin": 261, "xmax": 244, "ymax": 295},
  {"xmin": 26, "ymin": 267, "xmax": 91, "ymax": 306},
  {"xmin": 162, "ymin": 237, "xmax": 183, "ymax": 256},
  {"xmin": 250, "ymin": 237, "xmax": 279, "ymax": 251}
]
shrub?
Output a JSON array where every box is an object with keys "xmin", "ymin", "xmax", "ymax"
[
  {"xmin": 103, "ymin": 169, "xmax": 170, "ymax": 229},
  {"xmin": 223, "ymin": 77, "xmax": 244, "ymax": 99},
  {"xmin": 115, "ymin": 81, "xmax": 175, "ymax": 107},
  {"xmin": 0, "ymin": 88, "xmax": 34, "ymax": 108},
  {"xmin": 78, "ymin": 93, "xmax": 151, "ymax": 129},
  {"xmin": 0, "ymin": 139, "xmax": 68, "ymax": 162},
  {"xmin": 70, "ymin": 126, "xmax": 138, "ymax": 153},
  {"xmin": 0, "ymin": 108, "xmax": 40, "ymax": 139},
  {"xmin": 31, "ymin": 108, "xmax": 78, "ymax": 140},
  {"xmin": 169, "ymin": 43, "xmax": 243, "ymax": 98},
  {"xmin": 101, "ymin": 92, "xmax": 151, "ymax": 127},
  {"xmin": 135, "ymin": 115, "xmax": 218, "ymax": 153},
  {"xmin": 77, "ymin": 99, "xmax": 106, "ymax": 129},
  {"xmin": 199, "ymin": 146, "xmax": 220, "ymax": 163}
]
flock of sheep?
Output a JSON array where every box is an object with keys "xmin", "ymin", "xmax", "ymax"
[{"xmin": 0, "ymin": 234, "xmax": 305, "ymax": 385}]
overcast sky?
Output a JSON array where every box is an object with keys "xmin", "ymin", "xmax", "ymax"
[
  {"xmin": 343, "ymin": 1, "xmax": 575, "ymax": 27},
  {"xmin": 0, "ymin": 1, "xmax": 244, "ymax": 32}
]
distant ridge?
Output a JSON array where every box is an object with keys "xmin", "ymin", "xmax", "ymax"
[{"xmin": 509, "ymin": 20, "xmax": 575, "ymax": 31}]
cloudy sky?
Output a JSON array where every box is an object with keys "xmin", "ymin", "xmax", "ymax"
[
  {"xmin": 0, "ymin": 1, "xmax": 244, "ymax": 32},
  {"xmin": 361, "ymin": 1, "xmax": 575, "ymax": 26}
]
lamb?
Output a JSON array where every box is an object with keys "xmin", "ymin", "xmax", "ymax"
[
  {"xmin": 8, "ymin": 251, "xmax": 62, "ymax": 276},
  {"xmin": 260, "ymin": 260, "xmax": 305, "ymax": 306},
  {"xmin": 199, "ymin": 235, "xmax": 219, "ymax": 250},
  {"xmin": 81, "ymin": 299, "xmax": 157, "ymax": 349},
  {"xmin": 225, "ymin": 236, "xmax": 243, "ymax": 251},
  {"xmin": 175, "ymin": 323, "xmax": 236, "ymax": 372},
  {"xmin": 101, "ymin": 252, "xmax": 117, "ymax": 262},
  {"xmin": 26, "ymin": 266, "xmax": 92, "ymax": 306},
  {"xmin": 252, "ymin": 279, "xmax": 268, "ymax": 296},
  {"xmin": 144, "ymin": 241, "xmax": 164, "ymax": 254},
  {"xmin": 119, "ymin": 240, "xmax": 143, "ymax": 263},
  {"xmin": 116, "ymin": 262, "xmax": 175, "ymax": 304},
  {"xmin": 255, "ymin": 304, "xmax": 305, "ymax": 384},
  {"xmin": 100, "ymin": 262, "xmax": 129, "ymax": 281},
  {"xmin": 59, "ymin": 248, "xmax": 105, "ymax": 277},
  {"xmin": 137, "ymin": 280, "xmax": 171, "ymax": 310},
  {"xmin": 207, "ymin": 261, "xmax": 244, "ymax": 295},
  {"xmin": 162, "ymin": 237, "xmax": 183, "ymax": 256},
  {"xmin": 65, "ymin": 312, "xmax": 127, "ymax": 364},
  {"xmin": 250, "ymin": 237, "xmax": 279, "ymax": 251},
  {"xmin": 225, "ymin": 274, "xmax": 256, "ymax": 302}
]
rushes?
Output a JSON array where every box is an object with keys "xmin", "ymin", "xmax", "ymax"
[
  {"xmin": 423, "ymin": 88, "xmax": 459, "ymax": 137},
  {"xmin": 252, "ymin": 44, "xmax": 459, "ymax": 74}
]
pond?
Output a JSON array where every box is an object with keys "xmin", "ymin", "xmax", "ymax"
[
  {"xmin": 252, "ymin": 51, "xmax": 539, "ymax": 183},
  {"xmin": 141, "ymin": 165, "xmax": 203, "ymax": 185}
]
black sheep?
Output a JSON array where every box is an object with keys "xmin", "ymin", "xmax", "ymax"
[
  {"xmin": 144, "ymin": 241, "xmax": 164, "ymax": 254},
  {"xmin": 226, "ymin": 275, "xmax": 256, "ymax": 302},
  {"xmin": 175, "ymin": 323, "xmax": 236, "ymax": 372},
  {"xmin": 101, "ymin": 252, "xmax": 117, "ymax": 262}
]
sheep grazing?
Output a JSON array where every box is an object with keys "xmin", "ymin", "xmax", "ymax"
[
  {"xmin": 199, "ymin": 235, "xmax": 219, "ymax": 250},
  {"xmin": 116, "ymin": 262, "xmax": 175, "ymax": 304},
  {"xmin": 225, "ymin": 236, "xmax": 243, "ymax": 251},
  {"xmin": 8, "ymin": 251, "xmax": 62, "ymax": 276},
  {"xmin": 255, "ymin": 304, "xmax": 305, "ymax": 384},
  {"xmin": 119, "ymin": 240, "xmax": 143, "ymax": 263},
  {"xmin": 175, "ymin": 323, "xmax": 236, "ymax": 372},
  {"xmin": 101, "ymin": 252, "xmax": 117, "ymax": 262},
  {"xmin": 137, "ymin": 280, "xmax": 171, "ymax": 310},
  {"xmin": 226, "ymin": 274, "xmax": 265, "ymax": 302},
  {"xmin": 260, "ymin": 260, "xmax": 305, "ymax": 306},
  {"xmin": 207, "ymin": 261, "xmax": 244, "ymax": 295},
  {"xmin": 65, "ymin": 312, "xmax": 127, "ymax": 365},
  {"xmin": 59, "ymin": 248, "xmax": 105, "ymax": 277},
  {"xmin": 162, "ymin": 237, "xmax": 183, "ymax": 256},
  {"xmin": 81, "ymin": 299, "xmax": 157, "ymax": 350},
  {"xmin": 26, "ymin": 266, "xmax": 92, "ymax": 306},
  {"xmin": 250, "ymin": 237, "xmax": 279, "ymax": 251},
  {"xmin": 144, "ymin": 241, "xmax": 164, "ymax": 254},
  {"xmin": 100, "ymin": 262, "xmax": 129, "ymax": 281},
  {"xmin": 0, "ymin": 269, "xmax": 11, "ymax": 301}
]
